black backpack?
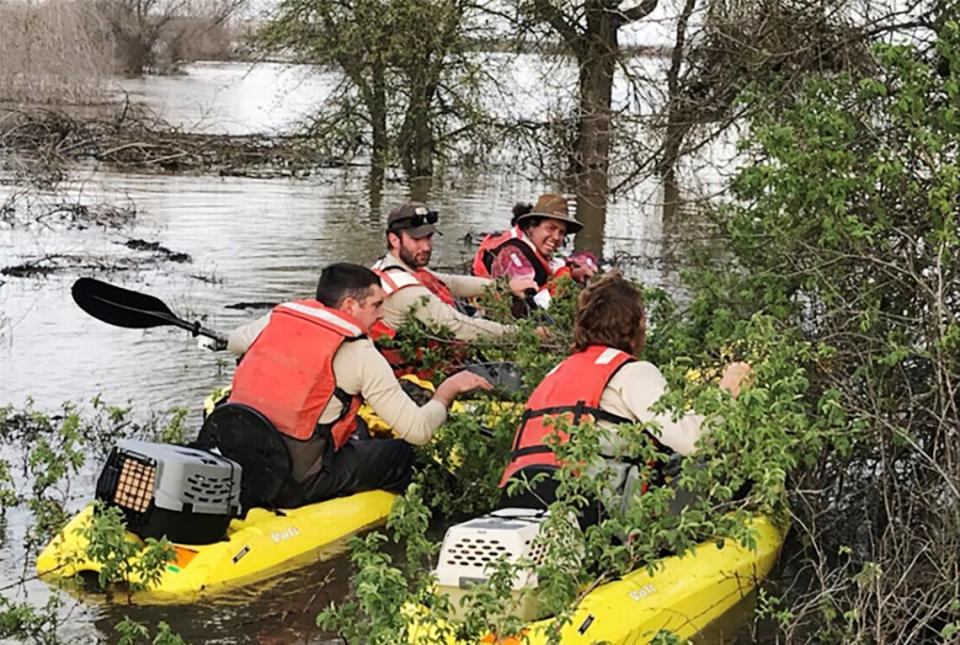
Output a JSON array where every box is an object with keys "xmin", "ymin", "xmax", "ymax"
[{"xmin": 193, "ymin": 403, "xmax": 301, "ymax": 512}]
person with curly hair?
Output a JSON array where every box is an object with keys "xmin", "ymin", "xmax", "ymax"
[{"xmin": 498, "ymin": 273, "xmax": 751, "ymax": 527}]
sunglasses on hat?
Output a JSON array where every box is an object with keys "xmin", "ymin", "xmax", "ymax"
[{"xmin": 391, "ymin": 209, "xmax": 439, "ymax": 230}]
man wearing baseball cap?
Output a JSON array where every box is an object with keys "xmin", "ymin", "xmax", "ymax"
[{"xmin": 371, "ymin": 202, "xmax": 543, "ymax": 354}]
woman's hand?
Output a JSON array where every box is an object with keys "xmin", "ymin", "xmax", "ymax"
[
  {"xmin": 719, "ymin": 361, "xmax": 753, "ymax": 398},
  {"xmin": 569, "ymin": 261, "xmax": 597, "ymax": 283}
]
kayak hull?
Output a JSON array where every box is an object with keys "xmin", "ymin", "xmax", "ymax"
[
  {"xmin": 36, "ymin": 489, "xmax": 397, "ymax": 603},
  {"xmin": 410, "ymin": 514, "xmax": 786, "ymax": 644}
]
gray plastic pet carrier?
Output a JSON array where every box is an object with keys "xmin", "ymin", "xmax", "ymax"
[{"xmin": 95, "ymin": 439, "xmax": 242, "ymax": 544}]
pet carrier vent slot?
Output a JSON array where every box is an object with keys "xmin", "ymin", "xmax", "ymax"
[{"xmin": 113, "ymin": 454, "xmax": 156, "ymax": 513}]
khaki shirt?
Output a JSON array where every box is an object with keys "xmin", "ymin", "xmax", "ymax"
[
  {"xmin": 598, "ymin": 360, "xmax": 706, "ymax": 457},
  {"xmin": 584, "ymin": 359, "xmax": 707, "ymax": 495},
  {"xmin": 376, "ymin": 252, "xmax": 518, "ymax": 340},
  {"xmin": 227, "ymin": 316, "xmax": 447, "ymax": 482}
]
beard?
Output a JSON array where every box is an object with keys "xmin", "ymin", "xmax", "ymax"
[{"xmin": 399, "ymin": 245, "xmax": 430, "ymax": 269}]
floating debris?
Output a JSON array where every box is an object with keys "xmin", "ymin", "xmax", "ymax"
[{"xmin": 123, "ymin": 238, "xmax": 191, "ymax": 263}]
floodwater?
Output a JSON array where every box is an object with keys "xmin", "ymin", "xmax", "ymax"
[{"xmin": 0, "ymin": 61, "xmax": 726, "ymax": 643}]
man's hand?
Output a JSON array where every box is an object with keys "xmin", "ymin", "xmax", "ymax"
[
  {"xmin": 198, "ymin": 336, "xmax": 228, "ymax": 352},
  {"xmin": 433, "ymin": 370, "xmax": 494, "ymax": 408},
  {"xmin": 533, "ymin": 326, "xmax": 551, "ymax": 341},
  {"xmin": 507, "ymin": 277, "xmax": 539, "ymax": 298},
  {"xmin": 719, "ymin": 361, "xmax": 753, "ymax": 398}
]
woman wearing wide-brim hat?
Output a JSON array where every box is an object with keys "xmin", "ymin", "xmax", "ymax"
[{"xmin": 471, "ymin": 193, "xmax": 599, "ymax": 303}]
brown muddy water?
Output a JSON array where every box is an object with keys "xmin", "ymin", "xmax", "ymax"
[{"xmin": 0, "ymin": 62, "xmax": 724, "ymax": 643}]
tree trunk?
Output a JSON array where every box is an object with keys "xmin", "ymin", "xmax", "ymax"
[
  {"xmin": 662, "ymin": 175, "xmax": 680, "ymax": 222},
  {"xmin": 410, "ymin": 175, "xmax": 433, "ymax": 202},
  {"xmin": 367, "ymin": 165, "xmax": 384, "ymax": 220},
  {"xmin": 570, "ymin": 10, "xmax": 617, "ymax": 255},
  {"xmin": 115, "ymin": 32, "xmax": 154, "ymax": 74},
  {"xmin": 399, "ymin": 85, "xmax": 436, "ymax": 180},
  {"xmin": 412, "ymin": 115, "xmax": 434, "ymax": 179},
  {"xmin": 370, "ymin": 58, "xmax": 388, "ymax": 172},
  {"xmin": 658, "ymin": 0, "xmax": 698, "ymax": 220}
]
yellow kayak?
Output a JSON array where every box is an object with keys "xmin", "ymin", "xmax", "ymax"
[
  {"xmin": 36, "ymin": 489, "xmax": 397, "ymax": 603},
  {"xmin": 38, "ymin": 374, "xmax": 497, "ymax": 603},
  {"xmin": 410, "ymin": 514, "xmax": 786, "ymax": 644}
]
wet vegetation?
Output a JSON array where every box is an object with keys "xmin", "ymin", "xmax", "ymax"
[{"xmin": 0, "ymin": 401, "xmax": 189, "ymax": 642}]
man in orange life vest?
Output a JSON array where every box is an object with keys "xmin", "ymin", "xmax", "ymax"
[
  {"xmin": 227, "ymin": 263, "xmax": 492, "ymax": 505},
  {"xmin": 498, "ymin": 273, "xmax": 752, "ymax": 528},
  {"xmin": 371, "ymin": 202, "xmax": 547, "ymax": 355},
  {"xmin": 473, "ymin": 193, "xmax": 598, "ymax": 315}
]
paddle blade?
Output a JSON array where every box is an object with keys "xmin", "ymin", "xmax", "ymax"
[{"xmin": 72, "ymin": 278, "xmax": 181, "ymax": 329}]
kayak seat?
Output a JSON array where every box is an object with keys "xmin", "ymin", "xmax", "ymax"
[{"xmin": 193, "ymin": 403, "xmax": 296, "ymax": 514}]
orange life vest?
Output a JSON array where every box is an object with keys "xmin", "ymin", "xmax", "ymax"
[
  {"xmin": 368, "ymin": 318, "xmax": 409, "ymax": 374},
  {"xmin": 374, "ymin": 264, "xmax": 456, "ymax": 306},
  {"xmin": 228, "ymin": 300, "xmax": 363, "ymax": 450},
  {"xmin": 499, "ymin": 345, "xmax": 636, "ymax": 486},
  {"xmin": 370, "ymin": 264, "xmax": 459, "ymax": 378},
  {"xmin": 472, "ymin": 226, "xmax": 552, "ymax": 287}
]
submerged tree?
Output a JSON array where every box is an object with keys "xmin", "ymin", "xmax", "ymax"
[
  {"xmin": 96, "ymin": 0, "xmax": 247, "ymax": 74},
  {"xmin": 505, "ymin": 0, "xmax": 660, "ymax": 252},
  {"xmin": 260, "ymin": 0, "xmax": 500, "ymax": 179},
  {"xmin": 506, "ymin": 0, "xmax": 926, "ymax": 253},
  {"xmin": 649, "ymin": 0, "xmax": 899, "ymax": 215}
]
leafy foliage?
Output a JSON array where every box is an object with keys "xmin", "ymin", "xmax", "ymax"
[
  {"xmin": 693, "ymin": 19, "xmax": 960, "ymax": 643},
  {"xmin": 76, "ymin": 502, "xmax": 175, "ymax": 595},
  {"xmin": 0, "ymin": 400, "xmax": 192, "ymax": 642},
  {"xmin": 0, "ymin": 595, "xmax": 63, "ymax": 645},
  {"xmin": 115, "ymin": 616, "xmax": 186, "ymax": 645}
]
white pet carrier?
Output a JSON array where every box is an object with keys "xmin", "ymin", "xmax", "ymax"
[{"xmin": 433, "ymin": 507, "xmax": 550, "ymax": 620}]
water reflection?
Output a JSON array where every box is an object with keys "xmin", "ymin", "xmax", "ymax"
[{"xmin": 90, "ymin": 547, "xmax": 357, "ymax": 643}]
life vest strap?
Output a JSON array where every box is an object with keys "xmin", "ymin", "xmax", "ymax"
[
  {"xmin": 494, "ymin": 238, "xmax": 551, "ymax": 287},
  {"xmin": 511, "ymin": 402, "xmax": 633, "ymax": 453},
  {"xmin": 508, "ymin": 444, "xmax": 556, "ymax": 460},
  {"xmin": 510, "ymin": 446, "xmax": 647, "ymax": 465},
  {"xmin": 314, "ymin": 386, "xmax": 354, "ymax": 437},
  {"xmin": 376, "ymin": 267, "xmax": 421, "ymax": 295},
  {"xmin": 520, "ymin": 404, "xmax": 634, "ymax": 426}
]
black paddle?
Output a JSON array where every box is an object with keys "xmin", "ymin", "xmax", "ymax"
[
  {"xmin": 72, "ymin": 278, "xmax": 228, "ymax": 346},
  {"xmin": 72, "ymin": 278, "xmax": 509, "ymax": 437}
]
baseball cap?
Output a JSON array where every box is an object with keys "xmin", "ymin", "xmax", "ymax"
[{"xmin": 387, "ymin": 202, "xmax": 440, "ymax": 239}]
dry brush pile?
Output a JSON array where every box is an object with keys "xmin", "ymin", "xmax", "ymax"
[{"xmin": 1, "ymin": 107, "xmax": 340, "ymax": 178}]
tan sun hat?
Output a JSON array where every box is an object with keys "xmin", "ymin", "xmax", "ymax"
[{"xmin": 515, "ymin": 193, "xmax": 583, "ymax": 234}]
